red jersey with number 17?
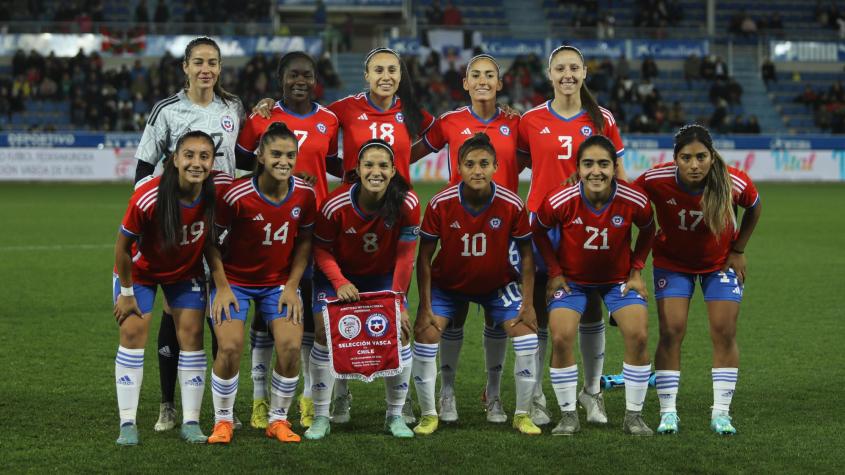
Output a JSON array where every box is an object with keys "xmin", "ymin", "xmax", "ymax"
[
  {"xmin": 236, "ymin": 102, "xmax": 338, "ymax": 205},
  {"xmin": 314, "ymin": 184, "xmax": 421, "ymax": 277},
  {"xmin": 423, "ymin": 106, "xmax": 521, "ymax": 193},
  {"xmin": 328, "ymin": 93, "xmax": 434, "ymax": 183},
  {"xmin": 518, "ymin": 101, "xmax": 624, "ymax": 212},
  {"xmin": 119, "ymin": 172, "xmax": 233, "ymax": 285},
  {"xmin": 421, "ymin": 182, "xmax": 531, "ymax": 295},
  {"xmin": 635, "ymin": 163, "xmax": 760, "ymax": 274},
  {"xmin": 535, "ymin": 181, "xmax": 653, "ymax": 285},
  {"xmin": 217, "ymin": 176, "xmax": 317, "ymax": 287}
]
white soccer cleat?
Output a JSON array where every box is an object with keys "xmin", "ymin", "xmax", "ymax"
[
  {"xmin": 530, "ymin": 394, "xmax": 551, "ymax": 426},
  {"xmin": 485, "ymin": 397, "xmax": 507, "ymax": 423},
  {"xmin": 330, "ymin": 390, "xmax": 352, "ymax": 424},
  {"xmin": 578, "ymin": 388, "xmax": 608, "ymax": 424},
  {"xmin": 438, "ymin": 394, "xmax": 458, "ymax": 422},
  {"xmin": 154, "ymin": 402, "xmax": 177, "ymax": 432}
]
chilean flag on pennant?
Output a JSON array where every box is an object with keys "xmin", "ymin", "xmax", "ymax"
[{"xmin": 322, "ymin": 291, "xmax": 402, "ymax": 382}]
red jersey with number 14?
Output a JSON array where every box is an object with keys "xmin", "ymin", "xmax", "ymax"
[
  {"xmin": 329, "ymin": 93, "xmax": 434, "ymax": 183},
  {"xmin": 635, "ymin": 163, "xmax": 760, "ymax": 274},
  {"xmin": 518, "ymin": 102, "xmax": 624, "ymax": 212},
  {"xmin": 421, "ymin": 182, "xmax": 531, "ymax": 295},
  {"xmin": 423, "ymin": 106, "xmax": 520, "ymax": 193},
  {"xmin": 119, "ymin": 172, "xmax": 233, "ymax": 285},
  {"xmin": 217, "ymin": 176, "xmax": 317, "ymax": 287},
  {"xmin": 314, "ymin": 184, "xmax": 421, "ymax": 277},
  {"xmin": 536, "ymin": 181, "xmax": 652, "ymax": 285},
  {"xmin": 236, "ymin": 102, "xmax": 338, "ymax": 205}
]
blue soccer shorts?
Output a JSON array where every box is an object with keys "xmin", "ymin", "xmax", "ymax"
[
  {"xmin": 653, "ymin": 267, "xmax": 743, "ymax": 303},
  {"xmin": 209, "ymin": 284, "xmax": 301, "ymax": 323},
  {"xmin": 112, "ymin": 274, "xmax": 205, "ymax": 315},
  {"xmin": 430, "ymin": 281, "xmax": 523, "ymax": 326},
  {"xmin": 548, "ymin": 281, "xmax": 647, "ymax": 314}
]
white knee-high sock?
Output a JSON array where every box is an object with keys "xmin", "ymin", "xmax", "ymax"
[
  {"xmin": 550, "ymin": 364, "xmax": 578, "ymax": 413},
  {"xmin": 438, "ymin": 327, "xmax": 463, "ymax": 398},
  {"xmin": 534, "ymin": 327, "xmax": 549, "ymax": 400},
  {"xmin": 483, "ymin": 325, "xmax": 508, "ymax": 400},
  {"xmin": 309, "ymin": 343, "xmax": 333, "ymax": 417},
  {"xmin": 115, "ymin": 346, "xmax": 144, "ymax": 426},
  {"xmin": 412, "ymin": 342, "xmax": 439, "ymax": 416},
  {"xmin": 712, "ymin": 368, "xmax": 738, "ymax": 417},
  {"xmin": 512, "ymin": 334, "xmax": 539, "ymax": 415},
  {"xmin": 384, "ymin": 344, "xmax": 413, "ymax": 417},
  {"xmin": 269, "ymin": 371, "xmax": 299, "ymax": 423},
  {"xmin": 178, "ymin": 350, "xmax": 207, "ymax": 424},
  {"xmin": 211, "ymin": 371, "xmax": 239, "ymax": 424},
  {"xmin": 250, "ymin": 329, "xmax": 273, "ymax": 400},
  {"xmin": 655, "ymin": 370, "xmax": 681, "ymax": 414},
  {"xmin": 300, "ymin": 332, "xmax": 315, "ymax": 399},
  {"xmin": 578, "ymin": 321, "xmax": 606, "ymax": 395},
  {"xmin": 623, "ymin": 362, "xmax": 651, "ymax": 412}
]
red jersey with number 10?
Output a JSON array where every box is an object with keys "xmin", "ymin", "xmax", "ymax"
[
  {"xmin": 217, "ymin": 176, "xmax": 317, "ymax": 287},
  {"xmin": 518, "ymin": 101, "xmax": 624, "ymax": 212},
  {"xmin": 421, "ymin": 182, "xmax": 531, "ymax": 295},
  {"xmin": 535, "ymin": 181, "xmax": 653, "ymax": 285},
  {"xmin": 328, "ymin": 93, "xmax": 434, "ymax": 183},
  {"xmin": 635, "ymin": 163, "xmax": 760, "ymax": 274}
]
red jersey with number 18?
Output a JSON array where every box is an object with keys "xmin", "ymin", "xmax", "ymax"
[
  {"xmin": 420, "ymin": 182, "xmax": 531, "ymax": 295},
  {"xmin": 314, "ymin": 183, "xmax": 421, "ymax": 277},
  {"xmin": 328, "ymin": 93, "xmax": 434, "ymax": 183},
  {"xmin": 216, "ymin": 176, "xmax": 317, "ymax": 287},
  {"xmin": 518, "ymin": 101, "xmax": 624, "ymax": 212},
  {"xmin": 535, "ymin": 181, "xmax": 652, "ymax": 285},
  {"xmin": 635, "ymin": 163, "xmax": 760, "ymax": 274}
]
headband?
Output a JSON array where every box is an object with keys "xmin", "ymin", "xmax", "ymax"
[
  {"xmin": 548, "ymin": 45, "xmax": 584, "ymax": 69},
  {"xmin": 465, "ymin": 54, "xmax": 501, "ymax": 77},
  {"xmin": 364, "ymin": 48, "xmax": 401, "ymax": 68},
  {"xmin": 357, "ymin": 139, "xmax": 395, "ymax": 162}
]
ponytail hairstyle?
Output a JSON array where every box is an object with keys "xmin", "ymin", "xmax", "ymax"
[
  {"xmin": 276, "ymin": 51, "xmax": 317, "ymax": 96},
  {"xmin": 356, "ymin": 138, "xmax": 410, "ymax": 227},
  {"xmin": 364, "ymin": 48, "xmax": 425, "ymax": 140},
  {"xmin": 548, "ymin": 45, "xmax": 605, "ymax": 133},
  {"xmin": 183, "ymin": 36, "xmax": 239, "ymax": 105},
  {"xmin": 576, "ymin": 134, "xmax": 618, "ymax": 167},
  {"xmin": 458, "ymin": 132, "xmax": 497, "ymax": 165},
  {"xmin": 156, "ymin": 130, "xmax": 217, "ymax": 250},
  {"xmin": 255, "ymin": 121, "xmax": 298, "ymax": 177},
  {"xmin": 673, "ymin": 124, "xmax": 735, "ymax": 236}
]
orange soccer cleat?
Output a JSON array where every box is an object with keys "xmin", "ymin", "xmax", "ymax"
[
  {"xmin": 208, "ymin": 421, "xmax": 234, "ymax": 444},
  {"xmin": 266, "ymin": 420, "xmax": 301, "ymax": 443}
]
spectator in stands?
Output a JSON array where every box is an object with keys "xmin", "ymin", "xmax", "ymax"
[
  {"xmin": 761, "ymin": 58, "xmax": 776, "ymax": 89},
  {"xmin": 746, "ymin": 115, "xmax": 761, "ymax": 134},
  {"xmin": 739, "ymin": 12, "xmax": 758, "ymax": 38},
  {"xmin": 830, "ymin": 80, "xmax": 845, "ymax": 102},
  {"xmin": 614, "ymin": 55, "xmax": 630, "ymax": 80},
  {"xmin": 314, "ymin": 0, "xmax": 327, "ymax": 28},
  {"xmin": 684, "ymin": 54, "xmax": 700, "ymax": 89},
  {"xmin": 709, "ymin": 98, "xmax": 728, "ymax": 132},
  {"xmin": 341, "ymin": 14, "xmax": 354, "ymax": 52},
  {"xmin": 727, "ymin": 78, "xmax": 743, "ymax": 105},
  {"xmin": 317, "ymin": 52, "xmax": 341, "ymax": 88},
  {"xmin": 597, "ymin": 13, "xmax": 616, "ymax": 39},
  {"xmin": 613, "ymin": 75, "xmax": 637, "ymax": 103},
  {"xmin": 135, "ymin": 0, "xmax": 149, "ymax": 24},
  {"xmin": 153, "ymin": 0, "xmax": 169, "ymax": 23},
  {"xmin": 442, "ymin": 0, "xmax": 463, "ymax": 27},
  {"xmin": 700, "ymin": 55, "xmax": 715, "ymax": 81},
  {"xmin": 641, "ymin": 56, "xmax": 658, "ymax": 81},
  {"xmin": 794, "ymin": 85, "xmax": 819, "ymax": 108},
  {"xmin": 668, "ymin": 101, "xmax": 686, "ymax": 128},
  {"xmin": 426, "ymin": 0, "xmax": 444, "ymax": 25}
]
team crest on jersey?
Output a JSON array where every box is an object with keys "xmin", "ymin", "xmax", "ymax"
[
  {"xmin": 553, "ymin": 289, "xmax": 565, "ymax": 299},
  {"xmin": 317, "ymin": 291, "xmax": 327, "ymax": 301},
  {"xmin": 611, "ymin": 215, "xmax": 624, "ymax": 227},
  {"xmin": 657, "ymin": 278, "xmax": 668, "ymax": 289},
  {"xmin": 338, "ymin": 315, "xmax": 362, "ymax": 340},
  {"xmin": 317, "ymin": 122, "xmax": 327, "ymax": 134},
  {"xmin": 221, "ymin": 115, "xmax": 235, "ymax": 132},
  {"xmin": 499, "ymin": 125, "xmax": 511, "ymax": 136},
  {"xmin": 395, "ymin": 112, "xmax": 404, "ymax": 123},
  {"xmin": 365, "ymin": 313, "xmax": 389, "ymax": 337},
  {"xmin": 580, "ymin": 126, "xmax": 593, "ymax": 137},
  {"xmin": 488, "ymin": 217, "xmax": 502, "ymax": 230},
  {"xmin": 291, "ymin": 206, "xmax": 302, "ymax": 219}
]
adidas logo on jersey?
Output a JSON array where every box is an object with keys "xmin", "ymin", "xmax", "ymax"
[
  {"xmin": 450, "ymin": 221, "xmax": 461, "ymax": 229},
  {"xmin": 345, "ymin": 227, "xmax": 357, "ymax": 234},
  {"xmin": 666, "ymin": 198, "xmax": 677, "ymax": 205},
  {"xmin": 461, "ymin": 128, "xmax": 472, "ymax": 135},
  {"xmin": 253, "ymin": 213, "xmax": 265, "ymax": 221},
  {"xmin": 540, "ymin": 126, "xmax": 551, "ymax": 134},
  {"xmin": 358, "ymin": 113, "xmax": 369, "ymax": 120},
  {"xmin": 572, "ymin": 217, "xmax": 583, "ymax": 224}
]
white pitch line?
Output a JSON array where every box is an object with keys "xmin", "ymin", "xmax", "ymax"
[{"xmin": 0, "ymin": 244, "xmax": 113, "ymax": 252}]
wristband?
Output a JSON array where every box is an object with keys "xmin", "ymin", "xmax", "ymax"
[
  {"xmin": 120, "ymin": 286, "xmax": 135, "ymax": 297},
  {"xmin": 730, "ymin": 248, "xmax": 744, "ymax": 254}
]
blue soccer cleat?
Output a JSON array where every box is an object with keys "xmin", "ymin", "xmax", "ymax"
[
  {"xmin": 657, "ymin": 412, "xmax": 680, "ymax": 434},
  {"xmin": 710, "ymin": 413, "xmax": 737, "ymax": 435},
  {"xmin": 116, "ymin": 423, "xmax": 139, "ymax": 446}
]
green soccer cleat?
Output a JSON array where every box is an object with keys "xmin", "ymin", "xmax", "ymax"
[
  {"xmin": 513, "ymin": 413, "xmax": 542, "ymax": 435},
  {"xmin": 251, "ymin": 399, "xmax": 269, "ymax": 429},
  {"xmin": 180, "ymin": 422, "xmax": 208, "ymax": 444},
  {"xmin": 385, "ymin": 415, "xmax": 414, "ymax": 438},
  {"xmin": 413, "ymin": 415, "xmax": 439, "ymax": 436},
  {"xmin": 710, "ymin": 413, "xmax": 737, "ymax": 435},
  {"xmin": 304, "ymin": 416, "xmax": 331, "ymax": 440},
  {"xmin": 657, "ymin": 412, "xmax": 680, "ymax": 434},
  {"xmin": 116, "ymin": 423, "xmax": 139, "ymax": 446}
]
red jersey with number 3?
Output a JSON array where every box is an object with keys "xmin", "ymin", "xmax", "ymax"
[
  {"xmin": 328, "ymin": 93, "xmax": 434, "ymax": 183},
  {"xmin": 535, "ymin": 181, "xmax": 653, "ymax": 285},
  {"xmin": 217, "ymin": 176, "xmax": 317, "ymax": 287},
  {"xmin": 119, "ymin": 172, "xmax": 233, "ymax": 285},
  {"xmin": 314, "ymin": 183, "xmax": 421, "ymax": 277},
  {"xmin": 518, "ymin": 101, "xmax": 624, "ymax": 212},
  {"xmin": 423, "ymin": 106, "xmax": 521, "ymax": 193},
  {"xmin": 236, "ymin": 102, "xmax": 338, "ymax": 205},
  {"xmin": 421, "ymin": 183, "xmax": 531, "ymax": 295},
  {"xmin": 635, "ymin": 163, "xmax": 760, "ymax": 274}
]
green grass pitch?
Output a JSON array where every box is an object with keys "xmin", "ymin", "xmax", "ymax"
[{"xmin": 1, "ymin": 182, "xmax": 843, "ymax": 473}]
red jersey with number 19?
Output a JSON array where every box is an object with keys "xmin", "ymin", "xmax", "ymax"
[
  {"xmin": 119, "ymin": 172, "xmax": 233, "ymax": 285},
  {"xmin": 236, "ymin": 102, "xmax": 338, "ymax": 205},
  {"xmin": 535, "ymin": 181, "xmax": 653, "ymax": 285},
  {"xmin": 518, "ymin": 102, "xmax": 624, "ymax": 212},
  {"xmin": 421, "ymin": 182, "xmax": 531, "ymax": 295},
  {"xmin": 423, "ymin": 106, "xmax": 520, "ymax": 192},
  {"xmin": 635, "ymin": 163, "xmax": 760, "ymax": 274},
  {"xmin": 314, "ymin": 184, "xmax": 421, "ymax": 277},
  {"xmin": 217, "ymin": 176, "xmax": 317, "ymax": 287},
  {"xmin": 328, "ymin": 93, "xmax": 434, "ymax": 183}
]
